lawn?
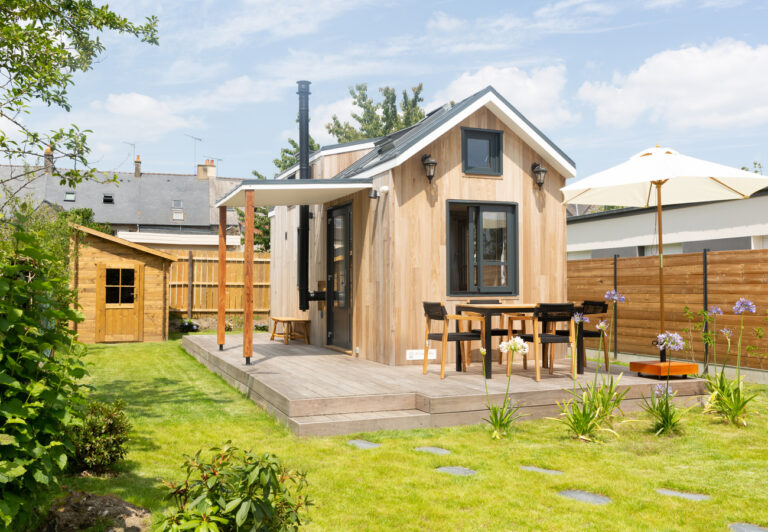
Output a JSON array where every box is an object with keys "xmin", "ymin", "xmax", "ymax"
[{"xmin": 67, "ymin": 338, "xmax": 768, "ymax": 531}]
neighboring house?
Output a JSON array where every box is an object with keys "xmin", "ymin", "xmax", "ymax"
[
  {"xmin": 566, "ymin": 188, "xmax": 768, "ymax": 260},
  {"xmin": 0, "ymin": 155, "xmax": 242, "ymax": 251},
  {"xmin": 218, "ymin": 84, "xmax": 577, "ymax": 366}
]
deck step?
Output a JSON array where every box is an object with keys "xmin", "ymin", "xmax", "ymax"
[{"xmin": 290, "ymin": 409, "xmax": 431, "ymax": 437}]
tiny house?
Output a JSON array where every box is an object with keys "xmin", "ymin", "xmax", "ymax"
[
  {"xmin": 216, "ymin": 84, "xmax": 576, "ymax": 365},
  {"xmin": 70, "ymin": 224, "xmax": 176, "ymax": 343}
]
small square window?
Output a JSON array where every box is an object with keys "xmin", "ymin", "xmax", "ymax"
[
  {"xmin": 172, "ymin": 209, "xmax": 184, "ymax": 221},
  {"xmin": 172, "ymin": 199, "xmax": 183, "ymax": 208},
  {"xmin": 103, "ymin": 194, "xmax": 114, "ymax": 204},
  {"xmin": 105, "ymin": 267, "xmax": 135, "ymax": 304},
  {"xmin": 64, "ymin": 191, "xmax": 75, "ymax": 202},
  {"xmin": 462, "ymin": 128, "xmax": 502, "ymax": 176}
]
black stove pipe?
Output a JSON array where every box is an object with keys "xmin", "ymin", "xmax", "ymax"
[{"xmin": 297, "ymin": 80, "xmax": 311, "ymax": 310}]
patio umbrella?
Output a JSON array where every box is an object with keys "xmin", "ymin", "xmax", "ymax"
[{"xmin": 561, "ymin": 146, "xmax": 768, "ymax": 369}]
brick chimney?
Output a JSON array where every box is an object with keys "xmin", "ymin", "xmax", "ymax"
[
  {"xmin": 134, "ymin": 155, "xmax": 142, "ymax": 178},
  {"xmin": 44, "ymin": 145, "xmax": 53, "ymax": 174},
  {"xmin": 196, "ymin": 159, "xmax": 216, "ymax": 180}
]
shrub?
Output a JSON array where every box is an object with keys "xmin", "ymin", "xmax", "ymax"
[
  {"xmin": 641, "ymin": 382, "xmax": 687, "ymax": 435},
  {"xmin": 180, "ymin": 319, "xmax": 200, "ymax": 333},
  {"xmin": 704, "ymin": 371, "xmax": 757, "ymax": 426},
  {"xmin": 69, "ymin": 399, "xmax": 131, "ymax": 473},
  {"xmin": 159, "ymin": 442, "xmax": 311, "ymax": 532},
  {"xmin": 0, "ymin": 222, "xmax": 87, "ymax": 530},
  {"xmin": 553, "ymin": 376, "xmax": 626, "ymax": 442},
  {"xmin": 480, "ymin": 345, "xmax": 525, "ymax": 439}
]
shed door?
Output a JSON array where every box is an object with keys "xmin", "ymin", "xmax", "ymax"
[{"xmin": 95, "ymin": 264, "xmax": 144, "ymax": 342}]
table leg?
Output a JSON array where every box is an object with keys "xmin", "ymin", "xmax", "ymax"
[
  {"xmin": 484, "ymin": 315, "xmax": 492, "ymax": 379},
  {"xmin": 577, "ymin": 323, "xmax": 585, "ymax": 374}
]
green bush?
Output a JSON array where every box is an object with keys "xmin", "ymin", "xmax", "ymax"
[
  {"xmin": 159, "ymin": 442, "xmax": 311, "ymax": 532},
  {"xmin": 0, "ymin": 222, "xmax": 87, "ymax": 530},
  {"xmin": 553, "ymin": 376, "xmax": 626, "ymax": 442},
  {"xmin": 69, "ymin": 399, "xmax": 131, "ymax": 473},
  {"xmin": 641, "ymin": 382, "xmax": 688, "ymax": 435}
]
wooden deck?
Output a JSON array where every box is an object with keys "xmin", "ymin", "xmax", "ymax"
[{"xmin": 182, "ymin": 334, "xmax": 707, "ymax": 437}]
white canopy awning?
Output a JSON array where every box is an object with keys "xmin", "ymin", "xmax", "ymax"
[{"xmin": 215, "ymin": 178, "xmax": 373, "ymax": 208}]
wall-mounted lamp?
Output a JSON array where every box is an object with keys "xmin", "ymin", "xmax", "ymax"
[
  {"xmin": 531, "ymin": 162, "xmax": 547, "ymax": 190},
  {"xmin": 421, "ymin": 154, "xmax": 437, "ymax": 183},
  {"xmin": 368, "ymin": 188, "xmax": 380, "ymax": 199}
]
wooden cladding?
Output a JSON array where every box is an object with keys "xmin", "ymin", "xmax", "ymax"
[
  {"xmin": 567, "ymin": 249, "xmax": 768, "ymax": 370},
  {"xmin": 165, "ymin": 249, "xmax": 270, "ymax": 317}
]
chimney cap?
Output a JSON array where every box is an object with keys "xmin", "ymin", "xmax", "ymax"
[
  {"xmin": 44, "ymin": 144, "xmax": 52, "ymax": 154},
  {"xmin": 135, "ymin": 155, "xmax": 140, "ymax": 162}
]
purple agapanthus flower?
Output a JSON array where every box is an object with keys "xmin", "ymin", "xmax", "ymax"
[
  {"xmin": 657, "ymin": 331, "xmax": 685, "ymax": 352},
  {"xmin": 573, "ymin": 312, "xmax": 590, "ymax": 324},
  {"xmin": 733, "ymin": 298, "xmax": 757, "ymax": 315},
  {"xmin": 654, "ymin": 382, "xmax": 674, "ymax": 398},
  {"xmin": 605, "ymin": 289, "xmax": 626, "ymax": 303},
  {"xmin": 708, "ymin": 306, "xmax": 723, "ymax": 316},
  {"xmin": 721, "ymin": 328, "xmax": 733, "ymax": 338}
]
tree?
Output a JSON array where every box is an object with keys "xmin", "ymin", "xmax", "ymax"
[
  {"xmin": 326, "ymin": 83, "xmax": 425, "ymax": 143},
  {"xmin": 237, "ymin": 171, "xmax": 271, "ymax": 251},
  {"xmin": 273, "ymin": 137, "xmax": 320, "ymax": 173},
  {"xmin": 741, "ymin": 161, "xmax": 763, "ymax": 174},
  {"xmin": 0, "ymin": 1, "xmax": 158, "ymax": 211}
]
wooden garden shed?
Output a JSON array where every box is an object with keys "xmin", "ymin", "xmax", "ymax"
[{"xmin": 70, "ymin": 224, "xmax": 176, "ymax": 343}]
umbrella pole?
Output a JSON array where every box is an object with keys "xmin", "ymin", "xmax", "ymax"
[{"xmin": 656, "ymin": 181, "xmax": 666, "ymax": 363}]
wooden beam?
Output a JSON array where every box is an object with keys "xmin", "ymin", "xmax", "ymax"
[
  {"xmin": 217, "ymin": 206, "xmax": 227, "ymax": 350},
  {"xmin": 187, "ymin": 250, "xmax": 194, "ymax": 320},
  {"xmin": 243, "ymin": 190, "xmax": 254, "ymax": 363}
]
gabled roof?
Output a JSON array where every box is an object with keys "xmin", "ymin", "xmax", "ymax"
[
  {"xmin": 72, "ymin": 224, "xmax": 177, "ymax": 261},
  {"xmin": 273, "ymin": 137, "xmax": 378, "ymax": 181},
  {"xmin": 333, "ymin": 86, "xmax": 576, "ymax": 181}
]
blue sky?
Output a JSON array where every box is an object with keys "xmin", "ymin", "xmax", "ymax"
[{"xmin": 32, "ymin": 0, "xmax": 768, "ymax": 181}]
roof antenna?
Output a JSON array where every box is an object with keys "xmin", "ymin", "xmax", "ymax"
[
  {"xmin": 184, "ymin": 133, "xmax": 203, "ymax": 166},
  {"xmin": 206, "ymin": 156, "xmax": 224, "ymax": 175},
  {"xmin": 122, "ymin": 141, "xmax": 136, "ymax": 161}
]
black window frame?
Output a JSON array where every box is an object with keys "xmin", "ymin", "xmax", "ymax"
[
  {"xmin": 446, "ymin": 200, "xmax": 518, "ymax": 296},
  {"xmin": 64, "ymin": 191, "xmax": 75, "ymax": 202},
  {"xmin": 461, "ymin": 127, "xmax": 503, "ymax": 176}
]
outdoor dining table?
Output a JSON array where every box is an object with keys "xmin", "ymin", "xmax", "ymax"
[{"xmin": 455, "ymin": 302, "xmax": 588, "ymax": 379}]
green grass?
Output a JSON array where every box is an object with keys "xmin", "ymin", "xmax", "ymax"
[{"xmin": 66, "ymin": 339, "xmax": 768, "ymax": 531}]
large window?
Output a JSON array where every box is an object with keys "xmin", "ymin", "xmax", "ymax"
[
  {"xmin": 462, "ymin": 128, "xmax": 502, "ymax": 176},
  {"xmin": 447, "ymin": 201, "xmax": 518, "ymax": 295}
]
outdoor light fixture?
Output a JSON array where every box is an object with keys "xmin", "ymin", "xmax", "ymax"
[
  {"xmin": 422, "ymin": 154, "xmax": 437, "ymax": 183},
  {"xmin": 368, "ymin": 188, "xmax": 380, "ymax": 199},
  {"xmin": 531, "ymin": 162, "xmax": 547, "ymax": 189}
]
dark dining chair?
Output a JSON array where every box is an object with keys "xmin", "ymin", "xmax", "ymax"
[
  {"xmin": 423, "ymin": 302, "xmax": 484, "ymax": 379},
  {"xmin": 465, "ymin": 299, "xmax": 522, "ymax": 366},
  {"xmin": 519, "ymin": 303, "xmax": 577, "ymax": 382}
]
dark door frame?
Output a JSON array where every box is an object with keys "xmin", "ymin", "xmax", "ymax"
[{"xmin": 326, "ymin": 203, "xmax": 353, "ymax": 349}]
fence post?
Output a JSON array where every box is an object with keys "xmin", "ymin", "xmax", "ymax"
[
  {"xmin": 703, "ymin": 248, "xmax": 709, "ymax": 373},
  {"xmin": 187, "ymin": 250, "xmax": 194, "ymax": 320},
  {"xmin": 613, "ymin": 254, "xmax": 619, "ymax": 360}
]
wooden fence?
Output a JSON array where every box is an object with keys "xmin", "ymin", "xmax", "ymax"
[
  {"xmin": 165, "ymin": 250, "xmax": 270, "ymax": 318},
  {"xmin": 568, "ymin": 248, "xmax": 768, "ymax": 370}
]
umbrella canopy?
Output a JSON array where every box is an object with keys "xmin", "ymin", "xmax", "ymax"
[{"xmin": 562, "ymin": 146, "xmax": 768, "ymax": 207}]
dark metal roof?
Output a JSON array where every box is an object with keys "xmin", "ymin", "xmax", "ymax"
[{"xmin": 332, "ymin": 86, "xmax": 575, "ymax": 180}]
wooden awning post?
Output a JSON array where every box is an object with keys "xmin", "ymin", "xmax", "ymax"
[
  {"xmin": 217, "ymin": 206, "xmax": 227, "ymax": 351},
  {"xmin": 243, "ymin": 190, "xmax": 254, "ymax": 364}
]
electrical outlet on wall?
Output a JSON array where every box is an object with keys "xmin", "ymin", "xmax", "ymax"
[{"xmin": 406, "ymin": 349, "xmax": 436, "ymax": 361}]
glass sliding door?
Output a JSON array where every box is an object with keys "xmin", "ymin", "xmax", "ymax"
[{"xmin": 326, "ymin": 204, "xmax": 352, "ymax": 349}]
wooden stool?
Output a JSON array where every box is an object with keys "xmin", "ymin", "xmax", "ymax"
[{"xmin": 270, "ymin": 317, "xmax": 310, "ymax": 345}]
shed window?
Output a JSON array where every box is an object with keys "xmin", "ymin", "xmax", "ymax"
[
  {"xmin": 447, "ymin": 201, "xmax": 517, "ymax": 295},
  {"xmin": 105, "ymin": 268, "xmax": 135, "ymax": 304},
  {"xmin": 462, "ymin": 128, "xmax": 502, "ymax": 176},
  {"xmin": 103, "ymin": 194, "xmax": 114, "ymax": 204},
  {"xmin": 64, "ymin": 191, "xmax": 75, "ymax": 202}
]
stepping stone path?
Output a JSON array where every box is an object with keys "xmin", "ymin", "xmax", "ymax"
[
  {"xmin": 520, "ymin": 465, "xmax": 563, "ymax": 475},
  {"xmin": 656, "ymin": 488, "xmax": 710, "ymax": 501},
  {"xmin": 558, "ymin": 490, "xmax": 611, "ymax": 505},
  {"xmin": 415, "ymin": 446, "xmax": 450, "ymax": 455},
  {"xmin": 730, "ymin": 524, "xmax": 768, "ymax": 532},
  {"xmin": 347, "ymin": 439, "xmax": 380, "ymax": 450},
  {"xmin": 436, "ymin": 466, "xmax": 476, "ymax": 476}
]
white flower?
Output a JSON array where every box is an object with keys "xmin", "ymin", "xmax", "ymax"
[
  {"xmin": 508, "ymin": 336, "xmax": 529, "ymax": 355},
  {"xmin": 479, "ymin": 348, "xmax": 487, "ymax": 356},
  {"xmin": 499, "ymin": 341, "xmax": 510, "ymax": 353}
]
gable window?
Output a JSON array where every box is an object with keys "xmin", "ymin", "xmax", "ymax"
[
  {"xmin": 64, "ymin": 191, "xmax": 75, "ymax": 202},
  {"xmin": 105, "ymin": 268, "xmax": 135, "ymax": 305},
  {"xmin": 172, "ymin": 199, "xmax": 183, "ymax": 208},
  {"xmin": 172, "ymin": 209, "xmax": 184, "ymax": 221},
  {"xmin": 447, "ymin": 201, "xmax": 517, "ymax": 295},
  {"xmin": 103, "ymin": 194, "xmax": 114, "ymax": 204},
  {"xmin": 462, "ymin": 128, "xmax": 502, "ymax": 176}
]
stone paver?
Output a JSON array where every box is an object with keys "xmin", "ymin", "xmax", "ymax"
[
  {"xmin": 436, "ymin": 466, "xmax": 476, "ymax": 476},
  {"xmin": 730, "ymin": 524, "xmax": 768, "ymax": 532},
  {"xmin": 347, "ymin": 439, "xmax": 380, "ymax": 449},
  {"xmin": 656, "ymin": 488, "xmax": 710, "ymax": 501},
  {"xmin": 415, "ymin": 446, "xmax": 450, "ymax": 455},
  {"xmin": 558, "ymin": 490, "xmax": 610, "ymax": 505},
  {"xmin": 520, "ymin": 465, "xmax": 563, "ymax": 475}
]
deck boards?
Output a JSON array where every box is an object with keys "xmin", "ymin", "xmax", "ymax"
[{"xmin": 182, "ymin": 333, "xmax": 706, "ymax": 436}]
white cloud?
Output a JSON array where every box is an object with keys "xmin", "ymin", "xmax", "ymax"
[
  {"xmin": 430, "ymin": 65, "xmax": 580, "ymax": 130},
  {"xmin": 310, "ymin": 97, "xmax": 355, "ymax": 145},
  {"xmin": 644, "ymin": 0, "xmax": 685, "ymax": 8},
  {"xmin": 90, "ymin": 92, "xmax": 192, "ymax": 138},
  {"xmin": 162, "ymin": 58, "xmax": 227, "ymax": 85},
  {"xmin": 427, "ymin": 11, "xmax": 463, "ymax": 32},
  {"xmin": 577, "ymin": 39, "xmax": 768, "ymax": 130}
]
